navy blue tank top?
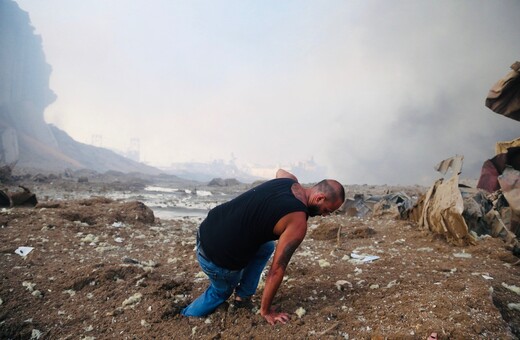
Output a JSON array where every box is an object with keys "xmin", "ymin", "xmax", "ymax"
[{"xmin": 199, "ymin": 178, "xmax": 308, "ymax": 270}]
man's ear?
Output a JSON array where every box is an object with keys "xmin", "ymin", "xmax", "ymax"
[{"xmin": 316, "ymin": 193, "xmax": 326, "ymax": 203}]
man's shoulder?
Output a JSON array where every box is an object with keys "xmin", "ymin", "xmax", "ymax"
[{"xmin": 275, "ymin": 169, "xmax": 299, "ymax": 181}]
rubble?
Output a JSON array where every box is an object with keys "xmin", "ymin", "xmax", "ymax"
[
  {"xmin": 0, "ymin": 186, "xmax": 38, "ymax": 208},
  {"xmin": 341, "ymin": 192, "xmax": 416, "ymax": 219},
  {"xmin": 0, "ymin": 181, "xmax": 519, "ymax": 339},
  {"xmin": 411, "ymin": 160, "xmax": 519, "ymax": 252}
]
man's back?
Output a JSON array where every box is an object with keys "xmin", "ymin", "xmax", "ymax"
[{"xmin": 199, "ymin": 178, "xmax": 308, "ymax": 270}]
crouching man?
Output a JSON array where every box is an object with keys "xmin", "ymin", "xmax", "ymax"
[{"xmin": 181, "ymin": 169, "xmax": 345, "ymax": 325}]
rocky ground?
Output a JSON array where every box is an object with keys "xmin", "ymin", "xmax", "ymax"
[{"xmin": 0, "ymin": 178, "xmax": 519, "ymax": 339}]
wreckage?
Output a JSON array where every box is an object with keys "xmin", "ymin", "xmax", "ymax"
[
  {"xmin": 342, "ymin": 152, "xmax": 519, "ymax": 255},
  {"xmin": 410, "ymin": 154, "xmax": 519, "ymax": 254},
  {"xmin": 412, "ymin": 61, "xmax": 520, "ymax": 253},
  {"xmin": 343, "ymin": 62, "xmax": 520, "ymax": 256},
  {"xmin": 342, "ymin": 191, "xmax": 416, "ymax": 219}
]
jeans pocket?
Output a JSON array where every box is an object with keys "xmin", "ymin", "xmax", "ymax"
[{"xmin": 198, "ymin": 252, "xmax": 216, "ymax": 276}]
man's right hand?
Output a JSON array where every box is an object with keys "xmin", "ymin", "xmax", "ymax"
[{"xmin": 261, "ymin": 307, "xmax": 290, "ymax": 325}]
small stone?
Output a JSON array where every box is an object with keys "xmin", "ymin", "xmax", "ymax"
[
  {"xmin": 508, "ymin": 303, "xmax": 520, "ymax": 311},
  {"xmin": 81, "ymin": 234, "xmax": 98, "ymax": 243},
  {"xmin": 502, "ymin": 282, "xmax": 520, "ymax": 295},
  {"xmin": 318, "ymin": 259, "xmax": 331, "ymax": 268},
  {"xmin": 335, "ymin": 280, "xmax": 352, "ymax": 291},
  {"xmin": 22, "ymin": 281, "xmax": 36, "ymax": 292},
  {"xmin": 295, "ymin": 307, "xmax": 306, "ymax": 318},
  {"xmin": 63, "ymin": 289, "xmax": 76, "ymax": 297},
  {"xmin": 386, "ymin": 280, "xmax": 398, "ymax": 288},
  {"xmin": 122, "ymin": 293, "xmax": 142, "ymax": 307},
  {"xmin": 30, "ymin": 329, "xmax": 42, "ymax": 340}
]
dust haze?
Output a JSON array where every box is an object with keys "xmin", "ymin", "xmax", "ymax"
[{"xmin": 16, "ymin": 0, "xmax": 520, "ymax": 185}]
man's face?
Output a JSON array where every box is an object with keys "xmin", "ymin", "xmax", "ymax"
[{"xmin": 308, "ymin": 198, "xmax": 342, "ymax": 217}]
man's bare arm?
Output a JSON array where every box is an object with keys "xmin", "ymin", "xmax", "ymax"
[
  {"xmin": 260, "ymin": 212, "xmax": 307, "ymax": 325},
  {"xmin": 276, "ymin": 169, "xmax": 298, "ymax": 181}
]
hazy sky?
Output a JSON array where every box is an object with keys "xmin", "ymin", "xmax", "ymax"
[{"xmin": 16, "ymin": 0, "xmax": 520, "ymax": 185}]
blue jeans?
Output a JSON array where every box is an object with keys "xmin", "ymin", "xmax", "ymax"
[{"xmin": 181, "ymin": 241, "xmax": 275, "ymax": 317}]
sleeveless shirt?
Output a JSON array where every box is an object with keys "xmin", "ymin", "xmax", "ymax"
[{"xmin": 199, "ymin": 178, "xmax": 308, "ymax": 270}]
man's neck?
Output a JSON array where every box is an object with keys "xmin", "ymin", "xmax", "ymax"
[{"xmin": 291, "ymin": 183, "xmax": 309, "ymax": 206}]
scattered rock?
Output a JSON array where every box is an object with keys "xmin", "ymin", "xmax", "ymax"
[
  {"xmin": 22, "ymin": 281, "xmax": 36, "ymax": 292},
  {"xmin": 335, "ymin": 280, "xmax": 352, "ymax": 291},
  {"xmin": 122, "ymin": 293, "xmax": 142, "ymax": 307},
  {"xmin": 502, "ymin": 282, "xmax": 520, "ymax": 295},
  {"xmin": 453, "ymin": 252, "xmax": 472, "ymax": 258},
  {"xmin": 318, "ymin": 259, "xmax": 331, "ymax": 268},
  {"xmin": 295, "ymin": 307, "xmax": 306, "ymax": 318},
  {"xmin": 508, "ymin": 303, "xmax": 520, "ymax": 311},
  {"xmin": 30, "ymin": 329, "xmax": 42, "ymax": 340}
]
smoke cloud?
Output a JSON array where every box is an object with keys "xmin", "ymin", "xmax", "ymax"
[{"xmin": 16, "ymin": 0, "xmax": 520, "ymax": 184}]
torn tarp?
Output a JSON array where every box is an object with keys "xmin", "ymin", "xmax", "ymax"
[
  {"xmin": 411, "ymin": 155, "xmax": 520, "ymax": 251},
  {"xmin": 416, "ymin": 172, "xmax": 476, "ymax": 246},
  {"xmin": 412, "ymin": 155, "xmax": 476, "ymax": 246}
]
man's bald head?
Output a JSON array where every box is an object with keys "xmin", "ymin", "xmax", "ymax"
[{"xmin": 312, "ymin": 179, "xmax": 345, "ymax": 205}]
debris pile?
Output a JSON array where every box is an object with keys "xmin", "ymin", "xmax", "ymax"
[
  {"xmin": 341, "ymin": 192, "xmax": 416, "ymax": 219},
  {"xmin": 0, "ymin": 186, "xmax": 38, "ymax": 208},
  {"xmin": 406, "ymin": 149, "xmax": 519, "ymax": 254}
]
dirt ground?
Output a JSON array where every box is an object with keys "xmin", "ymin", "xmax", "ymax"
[{"xmin": 1, "ymin": 179, "xmax": 519, "ymax": 339}]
